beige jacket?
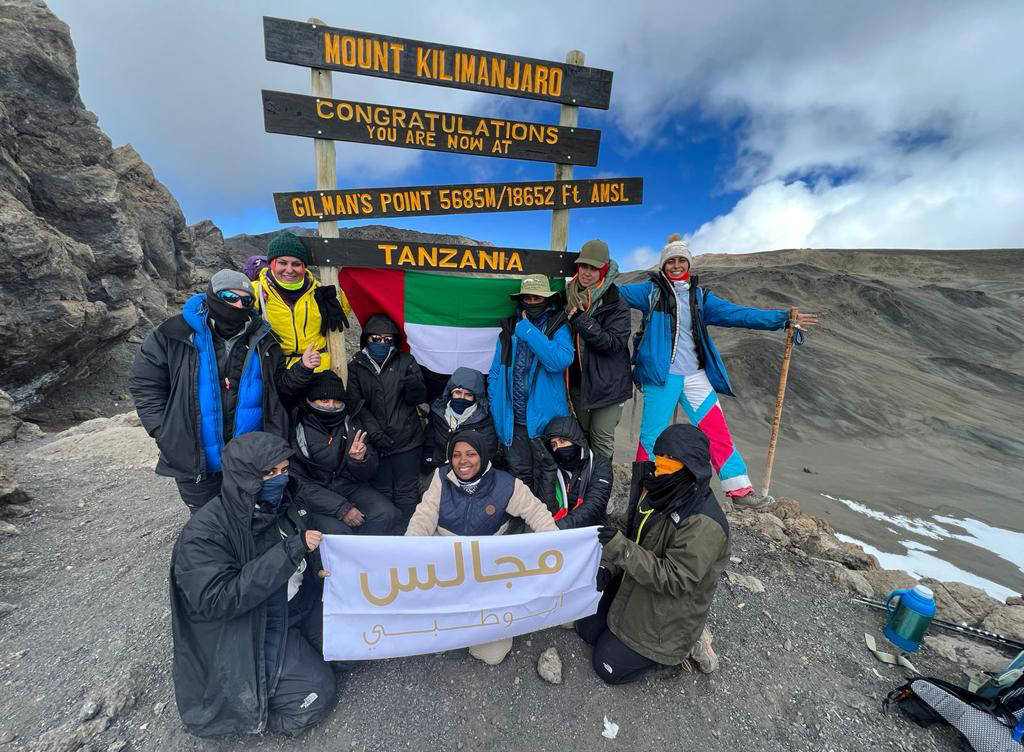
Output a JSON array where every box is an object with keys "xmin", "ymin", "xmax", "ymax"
[{"xmin": 406, "ymin": 468, "xmax": 557, "ymax": 537}]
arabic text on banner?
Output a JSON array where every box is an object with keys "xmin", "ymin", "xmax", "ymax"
[{"xmin": 319, "ymin": 528, "xmax": 601, "ymax": 660}]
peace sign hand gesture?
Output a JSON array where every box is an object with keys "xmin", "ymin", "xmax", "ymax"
[{"xmin": 348, "ymin": 429, "xmax": 368, "ymax": 461}]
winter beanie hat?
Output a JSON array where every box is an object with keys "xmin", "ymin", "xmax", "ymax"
[
  {"xmin": 659, "ymin": 233, "xmax": 693, "ymax": 269},
  {"xmin": 267, "ymin": 231, "xmax": 310, "ymax": 265},
  {"xmin": 305, "ymin": 371, "xmax": 346, "ymax": 403},
  {"xmin": 209, "ymin": 269, "xmax": 254, "ymax": 295}
]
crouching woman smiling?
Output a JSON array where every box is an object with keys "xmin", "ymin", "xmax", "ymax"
[{"xmin": 405, "ymin": 429, "xmax": 557, "ymax": 665}]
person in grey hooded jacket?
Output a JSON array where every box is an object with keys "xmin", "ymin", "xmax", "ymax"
[{"xmin": 421, "ymin": 367, "xmax": 499, "ymax": 475}]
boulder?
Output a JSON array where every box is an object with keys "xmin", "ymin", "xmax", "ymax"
[
  {"xmin": 799, "ymin": 533, "xmax": 879, "ymax": 570},
  {"xmin": 860, "ymin": 569, "xmax": 917, "ymax": 599},
  {"xmin": 0, "ymin": 389, "xmax": 20, "ymax": 443},
  {"xmin": 921, "ymin": 579, "xmax": 1001, "ymax": 626},
  {"xmin": 731, "ymin": 510, "xmax": 790, "ymax": 546},
  {"xmin": 0, "ymin": 456, "xmax": 29, "ymax": 508},
  {"xmin": 980, "ymin": 606, "xmax": 1024, "ymax": 642},
  {"xmin": 822, "ymin": 562, "xmax": 874, "ymax": 599}
]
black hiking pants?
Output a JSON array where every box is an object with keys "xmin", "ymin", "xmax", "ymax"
[
  {"xmin": 371, "ymin": 448, "xmax": 421, "ymax": 528},
  {"xmin": 175, "ymin": 473, "xmax": 222, "ymax": 513},
  {"xmin": 576, "ymin": 577, "xmax": 659, "ymax": 685},
  {"xmin": 504, "ymin": 423, "xmax": 556, "ymax": 503},
  {"xmin": 308, "ymin": 484, "xmax": 401, "ymax": 537}
]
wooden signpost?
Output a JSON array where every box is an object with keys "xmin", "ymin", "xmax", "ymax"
[
  {"xmin": 262, "ymin": 18, "xmax": 637, "ymax": 382},
  {"xmin": 299, "ymin": 237, "xmax": 580, "ymax": 278},
  {"xmin": 274, "ymin": 177, "xmax": 643, "ymax": 223},
  {"xmin": 264, "ymin": 17, "xmax": 614, "ymax": 109},
  {"xmin": 262, "ymin": 90, "xmax": 601, "ymax": 165}
]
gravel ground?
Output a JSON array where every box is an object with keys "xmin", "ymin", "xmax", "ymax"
[{"xmin": 1, "ymin": 432, "xmax": 999, "ymax": 752}]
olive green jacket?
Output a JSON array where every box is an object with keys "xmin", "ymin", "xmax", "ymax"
[{"xmin": 601, "ymin": 498, "xmax": 730, "ymax": 665}]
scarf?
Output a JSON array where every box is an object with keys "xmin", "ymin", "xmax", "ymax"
[
  {"xmin": 444, "ymin": 401, "xmax": 479, "ymax": 430},
  {"xmin": 268, "ymin": 266, "xmax": 311, "ymax": 306},
  {"xmin": 565, "ymin": 259, "xmax": 619, "ymax": 315}
]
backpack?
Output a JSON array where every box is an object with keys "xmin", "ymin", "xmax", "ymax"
[{"xmin": 884, "ymin": 671, "xmax": 1024, "ymax": 750}]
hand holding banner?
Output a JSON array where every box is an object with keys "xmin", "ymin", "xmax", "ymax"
[{"xmin": 319, "ymin": 528, "xmax": 601, "ymax": 660}]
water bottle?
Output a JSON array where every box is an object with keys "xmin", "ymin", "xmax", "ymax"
[{"xmin": 883, "ymin": 584, "xmax": 936, "ymax": 652}]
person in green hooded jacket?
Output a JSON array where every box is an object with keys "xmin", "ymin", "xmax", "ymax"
[{"xmin": 576, "ymin": 422, "xmax": 730, "ymax": 684}]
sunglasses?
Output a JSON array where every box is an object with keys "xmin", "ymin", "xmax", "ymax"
[
  {"xmin": 367, "ymin": 334, "xmax": 394, "ymax": 344},
  {"xmin": 217, "ymin": 290, "xmax": 254, "ymax": 307}
]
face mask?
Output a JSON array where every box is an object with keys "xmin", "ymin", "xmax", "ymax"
[
  {"xmin": 206, "ymin": 291, "xmax": 251, "ymax": 337},
  {"xmin": 522, "ymin": 300, "xmax": 549, "ymax": 318},
  {"xmin": 308, "ymin": 401, "xmax": 346, "ymax": 426},
  {"xmin": 551, "ymin": 444, "xmax": 580, "ymax": 469},
  {"xmin": 642, "ymin": 466, "xmax": 696, "ymax": 510},
  {"xmin": 365, "ymin": 341, "xmax": 393, "ymax": 364},
  {"xmin": 449, "ymin": 397, "xmax": 474, "ymax": 414},
  {"xmin": 257, "ymin": 474, "xmax": 289, "ymax": 509}
]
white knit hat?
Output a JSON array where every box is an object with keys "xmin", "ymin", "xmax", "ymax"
[{"xmin": 659, "ymin": 233, "xmax": 693, "ymax": 268}]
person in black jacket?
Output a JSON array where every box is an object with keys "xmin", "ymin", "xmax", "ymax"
[
  {"xmin": 421, "ymin": 366, "xmax": 499, "ymax": 476},
  {"xmin": 170, "ymin": 431, "xmax": 336, "ymax": 737},
  {"xmin": 130, "ymin": 270, "xmax": 317, "ymax": 512},
  {"xmin": 541, "ymin": 415, "xmax": 612, "ymax": 529},
  {"xmin": 346, "ymin": 314, "xmax": 427, "ymax": 524},
  {"xmin": 564, "ymin": 239, "xmax": 633, "ymax": 460},
  {"xmin": 288, "ymin": 371, "xmax": 401, "ymax": 535}
]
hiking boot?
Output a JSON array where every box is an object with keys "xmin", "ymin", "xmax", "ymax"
[
  {"xmin": 730, "ymin": 490, "xmax": 775, "ymax": 510},
  {"xmin": 688, "ymin": 625, "xmax": 719, "ymax": 674}
]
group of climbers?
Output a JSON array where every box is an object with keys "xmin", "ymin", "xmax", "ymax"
[{"xmin": 130, "ymin": 229, "xmax": 817, "ymax": 738}]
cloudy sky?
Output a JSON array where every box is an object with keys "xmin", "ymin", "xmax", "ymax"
[{"xmin": 48, "ymin": 0, "xmax": 1023, "ymax": 268}]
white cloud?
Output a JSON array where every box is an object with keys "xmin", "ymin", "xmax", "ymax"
[{"xmin": 622, "ymin": 245, "xmax": 657, "ymax": 271}]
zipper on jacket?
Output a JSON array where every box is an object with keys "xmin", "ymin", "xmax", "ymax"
[{"xmin": 187, "ymin": 333, "xmax": 205, "ymax": 482}]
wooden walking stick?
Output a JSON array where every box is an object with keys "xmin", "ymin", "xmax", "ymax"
[{"xmin": 761, "ymin": 307, "xmax": 799, "ymax": 498}]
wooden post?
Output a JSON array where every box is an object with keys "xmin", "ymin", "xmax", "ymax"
[
  {"xmin": 549, "ymin": 50, "xmax": 584, "ymax": 252},
  {"xmin": 309, "ymin": 17, "xmax": 347, "ymax": 383},
  {"xmin": 761, "ymin": 307, "xmax": 799, "ymax": 497}
]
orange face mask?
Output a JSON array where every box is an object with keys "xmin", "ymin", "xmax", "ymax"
[{"xmin": 653, "ymin": 455, "xmax": 684, "ymax": 476}]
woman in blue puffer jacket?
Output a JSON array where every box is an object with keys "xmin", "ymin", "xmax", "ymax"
[{"xmin": 619, "ymin": 234, "xmax": 817, "ymax": 508}]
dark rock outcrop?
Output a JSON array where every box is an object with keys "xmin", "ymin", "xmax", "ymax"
[{"xmin": 0, "ymin": 0, "xmax": 193, "ymax": 408}]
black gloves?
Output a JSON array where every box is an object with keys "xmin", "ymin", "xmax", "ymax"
[
  {"xmin": 596, "ymin": 566, "xmax": 614, "ymax": 592},
  {"xmin": 597, "ymin": 525, "xmax": 618, "ymax": 546},
  {"xmin": 314, "ymin": 285, "xmax": 349, "ymax": 334},
  {"xmin": 555, "ymin": 516, "xmax": 572, "ymax": 531},
  {"xmin": 369, "ymin": 431, "xmax": 395, "ymax": 451}
]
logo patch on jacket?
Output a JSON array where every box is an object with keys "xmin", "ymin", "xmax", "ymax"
[{"xmin": 485, "ymin": 504, "xmax": 496, "ymax": 516}]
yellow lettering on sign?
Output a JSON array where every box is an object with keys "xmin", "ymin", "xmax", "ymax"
[
  {"xmin": 378, "ymin": 243, "xmax": 398, "ymax": 264},
  {"xmin": 544, "ymin": 126, "xmax": 558, "ymax": 145},
  {"xmin": 345, "ymin": 194, "xmax": 361, "ymax": 215},
  {"xmin": 372, "ymin": 39, "xmax": 388, "ymax": 70},
  {"xmin": 479, "ymin": 250, "xmax": 498, "ymax": 271},
  {"xmin": 324, "ymin": 33, "xmax": 340, "ymax": 65},
  {"xmin": 439, "ymin": 248, "xmax": 458, "ymax": 268},
  {"xmin": 477, "ymin": 59, "xmax": 490, "ymax": 86},
  {"xmin": 321, "ymin": 194, "xmax": 336, "ymax": 215},
  {"xmin": 390, "ymin": 43, "xmax": 404, "ymax": 72},
  {"xmin": 506, "ymin": 253, "xmax": 523, "ymax": 272},
  {"xmin": 459, "ymin": 250, "xmax": 478, "ymax": 269},
  {"xmin": 398, "ymin": 245, "xmax": 415, "ymax": 265},
  {"xmin": 392, "ymin": 109, "xmax": 407, "ymax": 129},
  {"xmin": 456, "ymin": 53, "xmax": 475, "ymax": 83},
  {"xmin": 535, "ymin": 66, "xmax": 549, "ymax": 94},
  {"xmin": 548, "ymin": 67, "xmax": 563, "ymax": 96},
  {"xmin": 520, "ymin": 63, "xmax": 533, "ymax": 92},
  {"xmin": 336, "ymin": 102, "xmax": 354, "ymax": 121},
  {"xmin": 418, "ymin": 246, "xmax": 438, "ymax": 266},
  {"xmin": 360, "ymin": 193, "xmax": 373, "ymax": 213},
  {"xmin": 316, "ymin": 100, "xmax": 334, "ymax": 120},
  {"xmin": 490, "ymin": 58, "xmax": 506, "ymax": 88},
  {"xmin": 416, "ymin": 48, "xmax": 430, "ymax": 77},
  {"xmin": 505, "ymin": 61, "xmax": 520, "ymax": 90},
  {"xmin": 341, "ymin": 35, "xmax": 356, "ymax": 67},
  {"xmin": 291, "ymin": 197, "xmax": 305, "ymax": 218}
]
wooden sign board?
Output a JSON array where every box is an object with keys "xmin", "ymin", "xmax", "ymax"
[
  {"xmin": 264, "ymin": 17, "xmax": 613, "ymax": 109},
  {"xmin": 262, "ymin": 90, "xmax": 600, "ymax": 165},
  {"xmin": 301, "ymin": 237, "xmax": 580, "ymax": 277},
  {"xmin": 274, "ymin": 177, "xmax": 643, "ymax": 222}
]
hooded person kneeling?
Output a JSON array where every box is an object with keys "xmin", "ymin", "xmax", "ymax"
[
  {"xmin": 170, "ymin": 432, "xmax": 336, "ymax": 737},
  {"xmin": 405, "ymin": 430, "xmax": 557, "ymax": 665},
  {"xmin": 576, "ymin": 423, "xmax": 730, "ymax": 685},
  {"xmin": 540, "ymin": 415, "xmax": 612, "ymax": 529}
]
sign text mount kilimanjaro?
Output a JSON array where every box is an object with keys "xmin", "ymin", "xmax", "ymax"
[{"xmin": 263, "ymin": 17, "xmax": 613, "ymax": 109}]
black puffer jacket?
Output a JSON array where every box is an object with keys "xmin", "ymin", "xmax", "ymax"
[
  {"xmin": 421, "ymin": 367, "xmax": 499, "ymax": 474},
  {"xmin": 568, "ymin": 283, "xmax": 633, "ymax": 410},
  {"xmin": 345, "ymin": 314, "xmax": 427, "ymax": 456},
  {"xmin": 540, "ymin": 416, "xmax": 612, "ymax": 529},
  {"xmin": 169, "ymin": 433, "xmax": 324, "ymax": 737},
  {"xmin": 288, "ymin": 400, "xmax": 379, "ymax": 518},
  {"xmin": 130, "ymin": 312, "xmax": 312, "ymax": 480}
]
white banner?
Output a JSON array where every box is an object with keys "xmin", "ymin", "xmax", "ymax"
[{"xmin": 319, "ymin": 528, "xmax": 602, "ymax": 660}]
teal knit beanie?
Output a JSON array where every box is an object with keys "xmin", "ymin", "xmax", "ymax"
[{"xmin": 267, "ymin": 232, "xmax": 310, "ymax": 264}]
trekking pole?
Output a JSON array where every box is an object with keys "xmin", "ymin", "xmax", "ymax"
[
  {"xmin": 851, "ymin": 597, "xmax": 1024, "ymax": 651},
  {"xmin": 760, "ymin": 307, "xmax": 799, "ymax": 498}
]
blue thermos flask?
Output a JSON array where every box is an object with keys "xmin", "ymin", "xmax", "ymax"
[{"xmin": 884, "ymin": 584, "xmax": 936, "ymax": 652}]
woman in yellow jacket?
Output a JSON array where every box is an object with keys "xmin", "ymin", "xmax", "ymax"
[{"xmin": 253, "ymin": 232, "xmax": 349, "ymax": 373}]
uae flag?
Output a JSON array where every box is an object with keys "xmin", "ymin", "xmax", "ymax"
[{"xmin": 338, "ymin": 268, "xmax": 564, "ymax": 375}]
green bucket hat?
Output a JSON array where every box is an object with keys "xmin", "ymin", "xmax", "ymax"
[
  {"xmin": 576, "ymin": 239, "xmax": 610, "ymax": 268},
  {"xmin": 267, "ymin": 231, "xmax": 310, "ymax": 265},
  {"xmin": 509, "ymin": 274, "xmax": 558, "ymax": 299}
]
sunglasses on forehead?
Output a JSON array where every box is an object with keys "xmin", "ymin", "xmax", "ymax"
[{"xmin": 216, "ymin": 290, "xmax": 254, "ymax": 307}]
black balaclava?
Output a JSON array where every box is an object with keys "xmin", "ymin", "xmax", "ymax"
[
  {"xmin": 304, "ymin": 371, "xmax": 347, "ymax": 428},
  {"xmin": 205, "ymin": 289, "xmax": 252, "ymax": 338},
  {"xmin": 550, "ymin": 441, "xmax": 584, "ymax": 472},
  {"xmin": 447, "ymin": 429, "xmax": 491, "ymax": 484},
  {"xmin": 521, "ymin": 299, "xmax": 551, "ymax": 320}
]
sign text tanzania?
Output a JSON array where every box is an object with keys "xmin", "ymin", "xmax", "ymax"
[{"xmin": 263, "ymin": 17, "xmax": 613, "ymax": 109}]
